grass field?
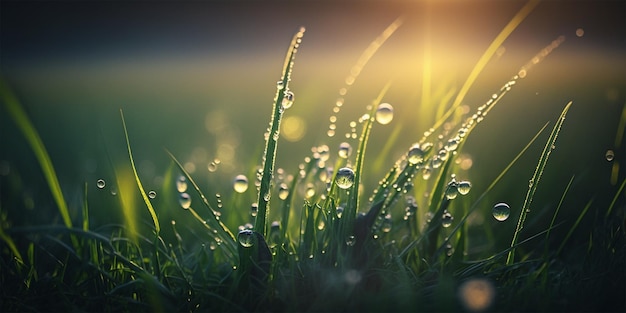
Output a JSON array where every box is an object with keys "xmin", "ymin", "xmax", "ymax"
[{"xmin": 1, "ymin": 1, "xmax": 625, "ymax": 312}]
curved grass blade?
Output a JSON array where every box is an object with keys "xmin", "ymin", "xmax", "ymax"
[
  {"xmin": 326, "ymin": 17, "xmax": 403, "ymax": 137},
  {"xmin": 507, "ymin": 101, "xmax": 573, "ymax": 265},
  {"xmin": 0, "ymin": 79, "xmax": 72, "ymax": 228},
  {"xmin": 164, "ymin": 149, "xmax": 237, "ymax": 257},
  {"xmin": 423, "ymin": 0, "xmax": 540, "ymax": 138},
  {"xmin": 343, "ymin": 81, "xmax": 392, "ymax": 240},
  {"xmin": 120, "ymin": 110, "xmax": 160, "ymax": 235},
  {"xmin": 431, "ymin": 122, "xmax": 549, "ymax": 260},
  {"xmin": 255, "ymin": 27, "xmax": 305, "ymax": 237}
]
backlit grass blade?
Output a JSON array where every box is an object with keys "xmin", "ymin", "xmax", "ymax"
[
  {"xmin": 507, "ymin": 101, "xmax": 573, "ymax": 265},
  {"xmin": 255, "ymin": 27, "xmax": 305, "ymax": 237},
  {"xmin": 425, "ymin": 0, "xmax": 540, "ymax": 135},
  {"xmin": 431, "ymin": 123, "xmax": 549, "ymax": 260},
  {"xmin": 606, "ymin": 178, "xmax": 626, "ymax": 218},
  {"xmin": 120, "ymin": 110, "xmax": 160, "ymax": 235},
  {"xmin": 344, "ymin": 81, "xmax": 392, "ymax": 240},
  {"xmin": 0, "ymin": 79, "xmax": 72, "ymax": 228}
]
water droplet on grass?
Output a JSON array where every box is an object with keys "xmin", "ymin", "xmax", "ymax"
[
  {"xmin": 492, "ymin": 203, "xmax": 510, "ymax": 221},
  {"xmin": 278, "ymin": 183, "xmax": 289, "ymax": 200},
  {"xmin": 442, "ymin": 211, "xmax": 454, "ymax": 228},
  {"xmin": 346, "ymin": 235, "xmax": 356, "ymax": 246},
  {"xmin": 179, "ymin": 193, "xmax": 191, "ymax": 209},
  {"xmin": 233, "ymin": 174, "xmax": 249, "ymax": 193},
  {"xmin": 407, "ymin": 143, "xmax": 424, "ymax": 165},
  {"xmin": 276, "ymin": 80, "xmax": 284, "ymax": 90},
  {"xmin": 335, "ymin": 167, "xmax": 355, "ymax": 189},
  {"xmin": 457, "ymin": 181, "xmax": 471, "ymax": 195},
  {"xmin": 605, "ymin": 149, "xmax": 615, "ymax": 161},
  {"xmin": 250, "ymin": 203, "xmax": 258, "ymax": 217},
  {"xmin": 148, "ymin": 190, "xmax": 157, "ymax": 199},
  {"xmin": 176, "ymin": 176, "xmax": 188, "ymax": 193},
  {"xmin": 338, "ymin": 142, "xmax": 352, "ymax": 159},
  {"xmin": 445, "ymin": 180, "xmax": 459, "ymax": 200},
  {"xmin": 375, "ymin": 102, "xmax": 394, "ymax": 125},
  {"xmin": 282, "ymin": 90, "xmax": 294, "ymax": 109},
  {"xmin": 96, "ymin": 179, "xmax": 106, "ymax": 189},
  {"xmin": 238, "ymin": 229, "xmax": 254, "ymax": 248}
]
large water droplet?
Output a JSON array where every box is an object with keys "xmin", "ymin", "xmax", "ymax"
[
  {"xmin": 250, "ymin": 203, "xmax": 258, "ymax": 217},
  {"xmin": 338, "ymin": 142, "xmax": 352, "ymax": 159},
  {"xmin": 305, "ymin": 183, "xmax": 316, "ymax": 198},
  {"xmin": 335, "ymin": 167, "xmax": 355, "ymax": 189},
  {"xmin": 381, "ymin": 214, "xmax": 392, "ymax": 233},
  {"xmin": 176, "ymin": 176, "xmax": 188, "ymax": 193},
  {"xmin": 407, "ymin": 143, "xmax": 424, "ymax": 165},
  {"xmin": 96, "ymin": 179, "xmax": 106, "ymax": 189},
  {"xmin": 148, "ymin": 190, "xmax": 157, "ymax": 199},
  {"xmin": 457, "ymin": 181, "xmax": 471, "ymax": 195},
  {"xmin": 282, "ymin": 90, "xmax": 294, "ymax": 109},
  {"xmin": 233, "ymin": 174, "xmax": 249, "ymax": 193},
  {"xmin": 346, "ymin": 235, "xmax": 356, "ymax": 246},
  {"xmin": 605, "ymin": 149, "xmax": 615, "ymax": 162},
  {"xmin": 336, "ymin": 206, "xmax": 344, "ymax": 218},
  {"xmin": 442, "ymin": 211, "xmax": 454, "ymax": 228},
  {"xmin": 179, "ymin": 193, "xmax": 191, "ymax": 209},
  {"xmin": 492, "ymin": 203, "xmax": 510, "ymax": 221},
  {"xmin": 278, "ymin": 183, "xmax": 289, "ymax": 200},
  {"xmin": 445, "ymin": 180, "xmax": 459, "ymax": 200},
  {"xmin": 375, "ymin": 102, "xmax": 394, "ymax": 125},
  {"xmin": 268, "ymin": 221, "xmax": 281, "ymax": 248},
  {"xmin": 238, "ymin": 229, "xmax": 255, "ymax": 248}
]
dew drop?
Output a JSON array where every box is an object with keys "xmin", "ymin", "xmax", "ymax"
[
  {"xmin": 605, "ymin": 149, "xmax": 615, "ymax": 162},
  {"xmin": 375, "ymin": 102, "xmax": 394, "ymax": 125},
  {"xmin": 282, "ymin": 90, "xmax": 295, "ymax": 109},
  {"xmin": 304, "ymin": 183, "xmax": 315, "ymax": 198},
  {"xmin": 176, "ymin": 176, "xmax": 188, "ymax": 193},
  {"xmin": 338, "ymin": 142, "xmax": 353, "ymax": 159},
  {"xmin": 179, "ymin": 193, "xmax": 191, "ymax": 209},
  {"xmin": 278, "ymin": 183, "xmax": 289, "ymax": 200},
  {"xmin": 96, "ymin": 179, "xmax": 106, "ymax": 189},
  {"xmin": 407, "ymin": 143, "xmax": 424, "ymax": 165},
  {"xmin": 346, "ymin": 235, "xmax": 356, "ymax": 246},
  {"xmin": 276, "ymin": 80, "xmax": 284, "ymax": 90},
  {"xmin": 250, "ymin": 203, "xmax": 258, "ymax": 217},
  {"xmin": 148, "ymin": 190, "xmax": 157, "ymax": 199},
  {"xmin": 381, "ymin": 214, "xmax": 392, "ymax": 233},
  {"xmin": 492, "ymin": 202, "xmax": 510, "ymax": 221},
  {"xmin": 233, "ymin": 174, "xmax": 249, "ymax": 193},
  {"xmin": 457, "ymin": 181, "xmax": 471, "ymax": 195},
  {"xmin": 336, "ymin": 206, "xmax": 344, "ymax": 218},
  {"xmin": 442, "ymin": 211, "xmax": 454, "ymax": 228},
  {"xmin": 445, "ymin": 181, "xmax": 459, "ymax": 200},
  {"xmin": 238, "ymin": 229, "xmax": 255, "ymax": 248},
  {"xmin": 335, "ymin": 167, "xmax": 355, "ymax": 189}
]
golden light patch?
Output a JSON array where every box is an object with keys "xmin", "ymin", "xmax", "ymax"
[{"xmin": 282, "ymin": 115, "xmax": 307, "ymax": 142}]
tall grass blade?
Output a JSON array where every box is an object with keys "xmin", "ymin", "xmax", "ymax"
[
  {"xmin": 326, "ymin": 17, "xmax": 403, "ymax": 137},
  {"xmin": 255, "ymin": 27, "xmax": 305, "ymax": 237},
  {"xmin": 164, "ymin": 149, "xmax": 237, "ymax": 256},
  {"xmin": 120, "ymin": 110, "xmax": 160, "ymax": 235},
  {"xmin": 426, "ymin": 0, "xmax": 540, "ymax": 134},
  {"xmin": 0, "ymin": 79, "xmax": 72, "ymax": 228},
  {"xmin": 432, "ymin": 122, "xmax": 549, "ymax": 259},
  {"xmin": 344, "ymin": 81, "xmax": 392, "ymax": 240},
  {"xmin": 507, "ymin": 101, "xmax": 573, "ymax": 265}
]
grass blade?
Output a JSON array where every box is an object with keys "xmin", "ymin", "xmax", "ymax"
[
  {"xmin": 255, "ymin": 27, "xmax": 305, "ymax": 237},
  {"xmin": 507, "ymin": 101, "xmax": 573, "ymax": 265},
  {"xmin": 0, "ymin": 79, "xmax": 72, "ymax": 228},
  {"xmin": 120, "ymin": 110, "xmax": 160, "ymax": 235}
]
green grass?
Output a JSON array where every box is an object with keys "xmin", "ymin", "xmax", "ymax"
[{"xmin": 1, "ymin": 4, "xmax": 625, "ymax": 312}]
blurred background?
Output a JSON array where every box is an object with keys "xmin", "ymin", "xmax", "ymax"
[{"xmin": 1, "ymin": 0, "xmax": 624, "ymax": 251}]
